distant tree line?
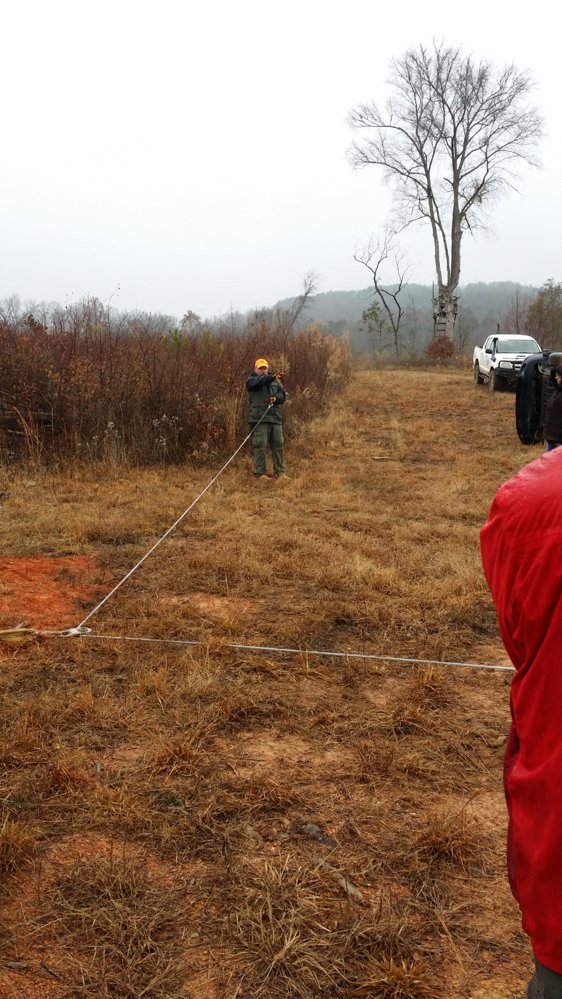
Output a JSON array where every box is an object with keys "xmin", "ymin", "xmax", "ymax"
[
  {"xmin": 276, "ymin": 280, "xmax": 562, "ymax": 357},
  {"xmin": 0, "ymin": 295, "xmax": 350, "ymax": 467}
]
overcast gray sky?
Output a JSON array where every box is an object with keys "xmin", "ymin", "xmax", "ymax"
[{"xmin": 1, "ymin": 0, "xmax": 560, "ymax": 320}]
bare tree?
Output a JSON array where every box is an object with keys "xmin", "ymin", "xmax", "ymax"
[
  {"xmin": 0, "ymin": 295, "xmax": 23, "ymax": 327},
  {"xmin": 180, "ymin": 310, "xmax": 203, "ymax": 335},
  {"xmin": 349, "ymin": 43, "xmax": 543, "ymax": 338},
  {"xmin": 455, "ymin": 301, "xmax": 478, "ymax": 352},
  {"xmin": 526, "ymin": 279, "xmax": 562, "ymax": 348},
  {"xmin": 501, "ymin": 289, "xmax": 531, "ymax": 336},
  {"xmin": 277, "ymin": 270, "xmax": 319, "ymax": 336},
  {"xmin": 354, "ymin": 233, "xmax": 408, "ymax": 357},
  {"xmin": 405, "ymin": 295, "xmax": 420, "ymax": 355},
  {"xmin": 361, "ymin": 298, "xmax": 389, "ymax": 354}
]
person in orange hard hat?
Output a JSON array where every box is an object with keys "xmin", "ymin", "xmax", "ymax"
[{"xmin": 246, "ymin": 359, "xmax": 287, "ymax": 479}]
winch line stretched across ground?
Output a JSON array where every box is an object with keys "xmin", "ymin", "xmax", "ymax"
[
  {"xmin": 23, "ymin": 401, "xmax": 512, "ymax": 676},
  {"xmin": 72, "ymin": 404, "xmax": 274, "ymax": 632},
  {"xmin": 55, "ymin": 631, "xmax": 513, "ymax": 674}
]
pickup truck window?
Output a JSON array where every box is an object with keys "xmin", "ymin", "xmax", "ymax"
[{"xmin": 496, "ymin": 339, "xmax": 541, "ymax": 353}]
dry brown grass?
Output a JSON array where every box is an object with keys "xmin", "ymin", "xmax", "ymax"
[
  {"xmin": 45, "ymin": 854, "xmax": 191, "ymax": 998},
  {"xmin": 231, "ymin": 856, "xmax": 347, "ymax": 997},
  {"xmin": 0, "ymin": 817, "xmax": 38, "ymax": 873},
  {"xmin": 0, "ymin": 368, "xmax": 535, "ymax": 996}
]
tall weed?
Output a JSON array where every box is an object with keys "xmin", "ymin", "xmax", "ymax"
[{"xmin": 0, "ymin": 299, "xmax": 351, "ymax": 467}]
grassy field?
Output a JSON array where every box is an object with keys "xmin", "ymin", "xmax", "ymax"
[{"xmin": 0, "ymin": 368, "xmax": 540, "ymax": 998}]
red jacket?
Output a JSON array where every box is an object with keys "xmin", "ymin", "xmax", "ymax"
[{"xmin": 480, "ymin": 448, "xmax": 562, "ymax": 972}]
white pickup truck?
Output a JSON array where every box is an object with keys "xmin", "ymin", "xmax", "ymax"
[{"xmin": 473, "ymin": 334, "xmax": 541, "ymax": 391}]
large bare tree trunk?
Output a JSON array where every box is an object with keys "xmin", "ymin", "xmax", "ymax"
[
  {"xmin": 433, "ymin": 290, "xmax": 458, "ymax": 338},
  {"xmin": 443, "ymin": 296, "xmax": 456, "ymax": 339},
  {"xmin": 349, "ymin": 43, "xmax": 543, "ymax": 342}
]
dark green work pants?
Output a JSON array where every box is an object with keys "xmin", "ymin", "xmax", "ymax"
[{"xmin": 251, "ymin": 422, "xmax": 285, "ymax": 476}]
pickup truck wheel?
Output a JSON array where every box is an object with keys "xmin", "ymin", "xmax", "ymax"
[
  {"xmin": 473, "ymin": 363, "xmax": 484, "ymax": 385},
  {"xmin": 489, "ymin": 369, "xmax": 499, "ymax": 392}
]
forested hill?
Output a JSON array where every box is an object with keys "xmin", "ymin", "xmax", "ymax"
[{"xmin": 275, "ymin": 281, "xmax": 538, "ymax": 352}]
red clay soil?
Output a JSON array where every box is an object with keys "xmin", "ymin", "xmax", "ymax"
[{"xmin": 0, "ymin": 556, "xmax": 107, "ymax": 634}]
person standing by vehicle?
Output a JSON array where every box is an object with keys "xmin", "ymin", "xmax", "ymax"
[
  {"xmin": 246, "ymin": 359, "xmax": 287, "ymax": 479},
  {"xmin": 480, "ymin": 450, "xmax": 562, "ymax": 998},
  {"xmin": 543, "ymin": 365, "xmax": 562, "ymax": 451}
]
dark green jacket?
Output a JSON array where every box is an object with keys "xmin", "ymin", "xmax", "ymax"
[{"xmin": 246, "ymin": 373, "xmax": 286, "ymax": 424}]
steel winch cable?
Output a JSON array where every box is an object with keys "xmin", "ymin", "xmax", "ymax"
[
  {"xmin": 72, "ymin": 405, "xmax": 274, "ymax": 632},
  {"xmin": 48, "ymin": 630, "xmax": 513, "ymax": 674},
  {"xmin": 7, "ymin": 401, "xmax": 513, "ymax": 677}
]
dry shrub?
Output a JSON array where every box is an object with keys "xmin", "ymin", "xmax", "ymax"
[
  {"xmin": 425, "ymin": 336, "xmax": 457, "ymax": 361},
  {"xmin": 349, "ymin": 955, "xmax": 439, "ymax": 998},
  {"xmin": 214, "ymin": 690, "xmax": 289, "ymax": 732},
  {"xmin": 47, "ymin": 854, "xmax": 190, "ymax": 998},
  {"xmin": 229, "ymin": 857, "xmax": 434, "ymax": 999},
  {"xmin": 134, "ymin": 665, "xmax": 169, "ymax": 702},
  {"xmin": 230, "ymin": 856, "xmax": 348, "ymax": 997},
  {"xmin": 240, "ymin": 775, "xmax": 304, "ymax": 815},
  {"xmin": 0, "ymin": 696, "xmax": 65, "ymax": 765},
  {"xmin": 0, "ymin": 914, "xmax": 12, "ymax": 966},
  {"xmin": 0, "ymin": 300, "xmax": 351, "ymax": 466},
  {"xmin": 43, "ymin": 750, "xmax": 96, "ymax": 793},
  {"xmin": 173, "ymin": 647, "xmax": 231, "ymax": 699},
  {"xmin": 151, "ymin": 738, "xmax": 210, "ymax": 778},
  {"xmin": 356, "ymin": 741, "xmax": 397, "ymax": 782},
  {"xmin": 98, "ymin": 786, "xmax": 199, "ymax": 855},
  {"xmin": 413, "ymin": 811, "xmax": 486, "ymax": 877},
  {"xmin": 408, "ymin": 667, "xmax": 451, "ymax": 709},
  {"xmin": 389, "ymin": 669, "xmax": 452, "ymax": 738},
  {"xmin": 391, "ymin": 702, "xmax": 425, "ymax": 737},
  {"xmin": 0, "ymin": 720, "xmax": 45, "ymax": 767},
  {"xmin": 392, "ymin": 746, "xmax": 442, "ymax": 783},
  {"xmin": 359, "ymin": 804, "xmax": 489, "ymax": 920}
]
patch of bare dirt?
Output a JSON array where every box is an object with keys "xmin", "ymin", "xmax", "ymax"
[
  {"xmin": 0, "ymin": 966, "xmax": 61, "ymax": 999},
  {"xmin": 466, "ymin": 789, "xmax": 509, "ymax": 833},
  {"xmin": 362, "ymin": 673, "xmax": 401, "ymax": 711},
  {"xmin": 0, "ymin": 555, "xmax": 110, "ymax": 632},
  {"xmin": 233, "ymin": 731, "xmax": 312, "ymax": 767},
  {"xmin": 230, "ymin": 729, "xmax": 356, "ymax": 775},
  {"xmin": 162, "ymin": 591, "xmax": 256, "ymax": 622},
  {"xmin": 470, "ymin": 982, "xmax": 529, "ymax": 999},
  {"xmin": 98, "ymin": 742, "xmax": 148, "ymax": 774}
]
